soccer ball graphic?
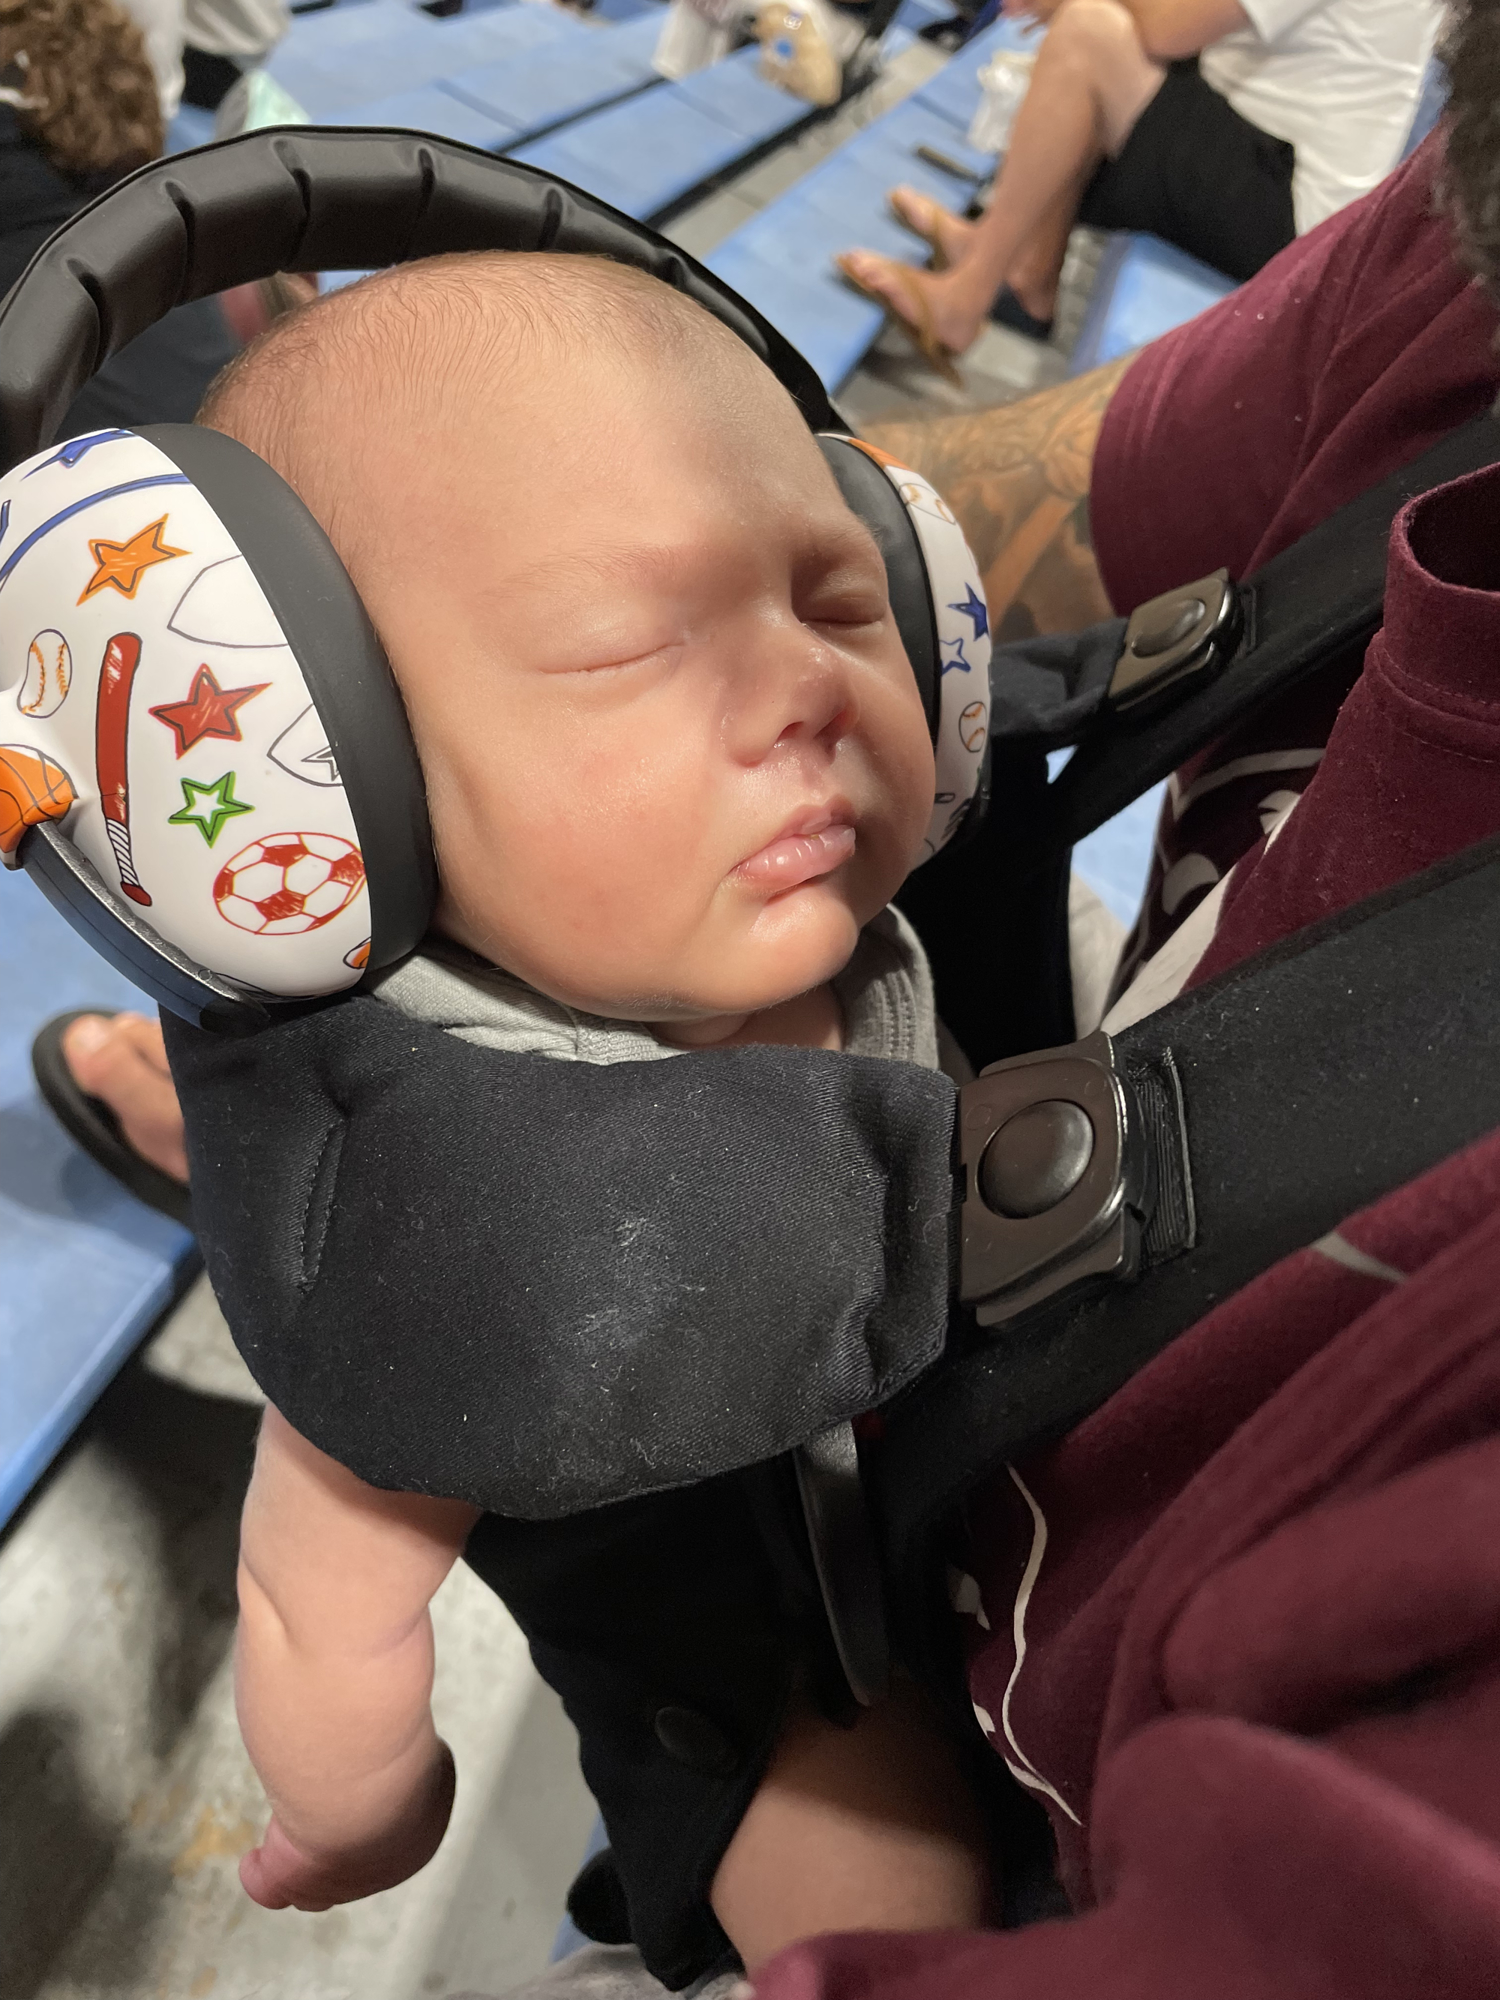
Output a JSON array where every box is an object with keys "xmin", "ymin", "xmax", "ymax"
[{"xmin": 214, "ymin": 831, "xmax": 365, "ymax": 935}]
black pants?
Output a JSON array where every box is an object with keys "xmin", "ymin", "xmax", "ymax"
[{"xmin": 1078, "ymin": 58, "xmax": 1297, "ymax": 282}]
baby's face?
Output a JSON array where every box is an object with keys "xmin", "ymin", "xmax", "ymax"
[{"xmin": 356, "ymin": 349, "xmax": 934, "ymax": 1024}]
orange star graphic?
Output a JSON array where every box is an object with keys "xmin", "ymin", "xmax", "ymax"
[{"xmin": 79, "ymin": 516, "xmax": 188, "ymax": 603}]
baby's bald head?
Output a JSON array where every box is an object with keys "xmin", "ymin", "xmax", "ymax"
[
  {"xmin": 198, "ymin": 249, "xmax": 776, "ymax": 567},
  {"xmin": 190, "ymin": 247, "xmax": 931, "ymax": 1029}
]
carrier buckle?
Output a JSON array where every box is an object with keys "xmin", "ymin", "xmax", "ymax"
[
  {"xmin": 958, "ymin": 1031, "xmax": 1149, "ymax": 1328},
  {"xmin": 1109, "ymin": 569, "xmax": 1242, "ymax": 717}
]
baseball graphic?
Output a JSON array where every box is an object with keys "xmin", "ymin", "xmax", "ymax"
[
  {"xmin": 214, "ymin": 831, "xmax": 365, "ymax": 936},
  {"xmin": 19, "ymin": 629, "xmax": 72, "ymax": 717},
  {"xmin": 94, "ymin": 631, "xmax": 150, "ymax": 905},
  {"xmin": 0, "ymin": 743, "xmax": 76, "ymax": 854},
  {"xmin": 959, "ymin": 701, "xmax": 988, "ymax": 753},
  {"xmin": 899, "ymin": 481, "xmax": 958, "ymax": 526}
]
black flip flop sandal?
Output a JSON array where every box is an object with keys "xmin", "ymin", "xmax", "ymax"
[{"xmin": 30, "ymin": 1010, "xmax": 194, "ymax": 1227}]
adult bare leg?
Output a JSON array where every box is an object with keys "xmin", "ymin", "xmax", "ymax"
[
  {"xmin": 841, "ymin": 0, "xmax": 1167, "ymax": 356},
  {"xmin": 1003, "ymin": 181, "xmax": 1082, "ymax": 323}
]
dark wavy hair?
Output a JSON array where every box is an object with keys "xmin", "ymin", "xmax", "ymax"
[
  {"xmin": 1440, "ymin": 0, "xmax": 1500, "ymax": 300},
  {"xmin": 0, "ymin": 0, "xmax": 163, "ymax": 178}
]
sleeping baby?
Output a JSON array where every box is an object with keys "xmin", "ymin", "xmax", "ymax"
[{"xmin": 197, "ymin": 251, "xmax": 991, "ymax": 1974}]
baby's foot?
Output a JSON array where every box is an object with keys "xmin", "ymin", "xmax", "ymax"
[{"xmin": 886, "ymin": 186, "xmax": 978, "ymax": 271}]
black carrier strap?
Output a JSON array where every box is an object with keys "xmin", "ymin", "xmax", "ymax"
[
  {"xmin": 875, "ymin": 832, "xmax": 1500, "ymax": 1702},
  {"xmin": 1051, "ymin": 412, "xmax": 1500, "ymax": 848},
  {"xmin": 902, "ymin": 413, "xmax": 1500, "ymax": 1071}
]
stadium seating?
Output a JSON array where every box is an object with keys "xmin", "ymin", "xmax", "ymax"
[
  {"xmin": 509, "ymin": 42, "xmax": 829, "ymax": 223},
  {"xmin": 265, "ymin": 0, "xmax": 588, "ymax": 119},
  {"xmin": 0, "ymin": 877, "xmax": 198, "ymax": 1531},
  {"xmin": 705, "ymin": 15, "xmax": 1030, "ymax": 387}
]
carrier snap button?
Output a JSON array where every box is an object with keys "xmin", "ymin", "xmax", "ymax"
[
  {"xmin": 979, "ymin": 1100, "xmax": 1094, "ymax": 1218},
  {"xmin": 654, "ymin": 1705, "xmax": 738, "ymax": 1776},
  {"xmin": 1130, "ymin": 596, "xmax": 1205, "ymax": 658}
]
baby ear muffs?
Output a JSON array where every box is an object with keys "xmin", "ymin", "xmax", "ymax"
[
  {"xmin": 0, "ymin": 423, "xmax": 432, "ymax": 1017},
  {"xmin": 1, "ymin": 425, "xmax": 994, "ymax": 1021},
  {"xmin": 817, "ymin": 436, "xmax": 992, "ymax": 860}
]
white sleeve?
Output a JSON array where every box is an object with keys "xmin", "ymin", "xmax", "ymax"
[
  {"xmin": 1235, "ymin": 0, "xmax": 1331, "ymax": 39},
  {"xmin": 120, "ymin": 0, "xmax": 185, "ymax": 120}
]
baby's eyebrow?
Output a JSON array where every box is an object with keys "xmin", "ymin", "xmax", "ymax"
[{"xmin": 509, "ymin": 543, "xmax": 696, "ymax": 597}]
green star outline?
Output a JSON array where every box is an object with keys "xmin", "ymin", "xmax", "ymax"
[{"xmin": 168, "ymin": 769, "xmax": 254, "ymax": 847}]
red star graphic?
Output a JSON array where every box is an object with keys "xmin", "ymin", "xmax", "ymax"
[{"xmin": 148, "ymin": 665, "xmax": 270, "ymax": 758}]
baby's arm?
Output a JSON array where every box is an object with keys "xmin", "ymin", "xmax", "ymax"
[
  {"xmin": 711, "ymin": 1679, "xmax": 993, "ymax": 1969},
  {"xmin": 236, "ymin": 1405, "xmax": 479, "ymax": 1911}
]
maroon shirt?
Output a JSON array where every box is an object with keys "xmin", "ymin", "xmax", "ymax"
[
  {"xmin": 1095, "ymin": 134, "xmax": 1500, "ymax": 983},
  {"xmin": 755, "ymin": 143, "xmax": 1500, "ymax": 2000}
]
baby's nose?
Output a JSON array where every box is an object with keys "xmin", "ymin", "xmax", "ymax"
[{"xmin": 776, "ymin": 690, "xmax": 856, "ymax": 753}]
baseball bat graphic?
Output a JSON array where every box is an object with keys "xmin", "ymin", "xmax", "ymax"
[{"xmin": 95, "ymin": 631, "xmax": 151, "ymax": 905}]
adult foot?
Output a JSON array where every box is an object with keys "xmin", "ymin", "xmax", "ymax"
[
  {"xmin": 61, "ymin": 1012, "xmax": 190, "ymax": 1184},
  {"xmin": 835, "ymin": 251, "xmax": 988, "ymax": 368},
  {"xmin": 886, "ymin": 186, "xmax": 978, "ymax": 271}
]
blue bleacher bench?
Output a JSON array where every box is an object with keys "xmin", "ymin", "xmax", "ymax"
[
  {"xmin": 1067, "ymin": 231, "xmax": 1234, "ymax": 376},
  {"xmin": 267, "ymin": 0, "xmax": 586, "ymax": 118},
  {"xmin": 0, "ymin": 875, "xmax": 198, "ymax": 1532},
  {"xmin": 708, "ymin": 95, "xmax": 993, "ymax": 388},
  {"xmin": 511, "ymin": 43, "xmax": 819, "ymax": 223},
  {"xmin": 702, "ymin": 15, "xmax": 1037, "ymax": 388},
  {"xmin": 439, "ymin": 11, "xmax": 663, "ymax": 146}
]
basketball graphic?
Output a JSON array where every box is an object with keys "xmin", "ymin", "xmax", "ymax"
[
  {"xmin": 214, "ymin": 831, "xmax": 365, "ymax": 936},
  {"xmin": 19, "ymin": 630, "xmax": 72, "ymax": 717},
  {"xmin": 959, "ymin": 701, "xmax": 988, "ymax": 753},
  {"xmin": 0, "ymin": 744, "xmax": 76, "ymax": 854},
  {"xmin": 344, "ymin": 939, "xmax": 371, "ymax": 971}
]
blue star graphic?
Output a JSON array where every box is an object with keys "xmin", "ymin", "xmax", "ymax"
[
  {"xmin": 947, "ymin": 583, "xmax": 989, "ymax": 640},
  {"xmin": 940, "ymin": 636, "xmax": 972, "ymax": 676}
]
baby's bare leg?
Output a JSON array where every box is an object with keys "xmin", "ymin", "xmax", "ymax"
[{"xmin": 711, "ymin": 1680, "xmax": 991, "ymax": 1970}]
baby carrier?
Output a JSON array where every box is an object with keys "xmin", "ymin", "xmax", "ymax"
[{"xmin": 5, "ymin": 128, "xmax": 1500, "ymax": 1985}]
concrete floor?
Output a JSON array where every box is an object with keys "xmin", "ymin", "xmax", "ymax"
[
  {"xmin": 1, "ymin": 1278, "xmax": 595, "ymax": 2000},
  {"xmin": 3, "ymin": 35, "xmax": 1112, "ymax": 2000}
]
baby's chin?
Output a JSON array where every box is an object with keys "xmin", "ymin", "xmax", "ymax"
[{"xmin": 652, "ymin": 895, "xmax": 865, "ymax": 1023}]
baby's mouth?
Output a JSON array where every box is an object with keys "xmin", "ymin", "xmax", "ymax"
[{"xmin": 733, "ymin": 808, "xmax": 857, "ymax": 894}]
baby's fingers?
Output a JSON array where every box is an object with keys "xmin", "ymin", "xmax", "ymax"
[{"xmin": 239, "ymin": 1818, "xmax": 338, "ymax": 1911}]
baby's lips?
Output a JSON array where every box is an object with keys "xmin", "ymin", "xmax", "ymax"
[{"xmin": 734, "ymin": 823, "xmax": 857, "ymax": 894}]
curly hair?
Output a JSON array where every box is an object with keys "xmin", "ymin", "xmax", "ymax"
[
  {"xmin": 1439, "ymin": 0, "xmax": 1500, "ymax": 302},
  {"xmin": 0, "ymin": 0, "xmax": 163, "ymax": 178}
]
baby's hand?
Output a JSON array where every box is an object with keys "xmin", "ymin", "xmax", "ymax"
[{"xmin": 240, "ymin": 1743, "xmax": 456, "ymax": 1911}]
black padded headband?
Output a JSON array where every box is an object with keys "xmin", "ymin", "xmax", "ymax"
[{"xmin": 0, "ymin": 126, "xmax": 842, "ymax": 469}]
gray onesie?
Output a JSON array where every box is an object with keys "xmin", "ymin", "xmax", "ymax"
[{"xmin": 370, "ymin": 904, "xmax": 954, "ymax": 1074}]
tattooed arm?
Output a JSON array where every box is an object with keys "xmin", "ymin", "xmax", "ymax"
[{"xmin": 864, "ymin": 354, "xmax": 1132, "ymax": 644}]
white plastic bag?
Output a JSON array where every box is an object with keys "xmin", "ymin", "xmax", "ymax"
[
  {"xmin": 756, "ymin": 0, "xmax": 861, "ymax": 106},
  {"xmin": 967, "ymin": 47, "xmax": 1034, "ymax": 155},
  {"xmin": 213, "ymin": 64, "xmax": 308, "ymax": 137},
  {"xmin": 653, "ymin": 0, "xmax": 746, "ymax": 80}
]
